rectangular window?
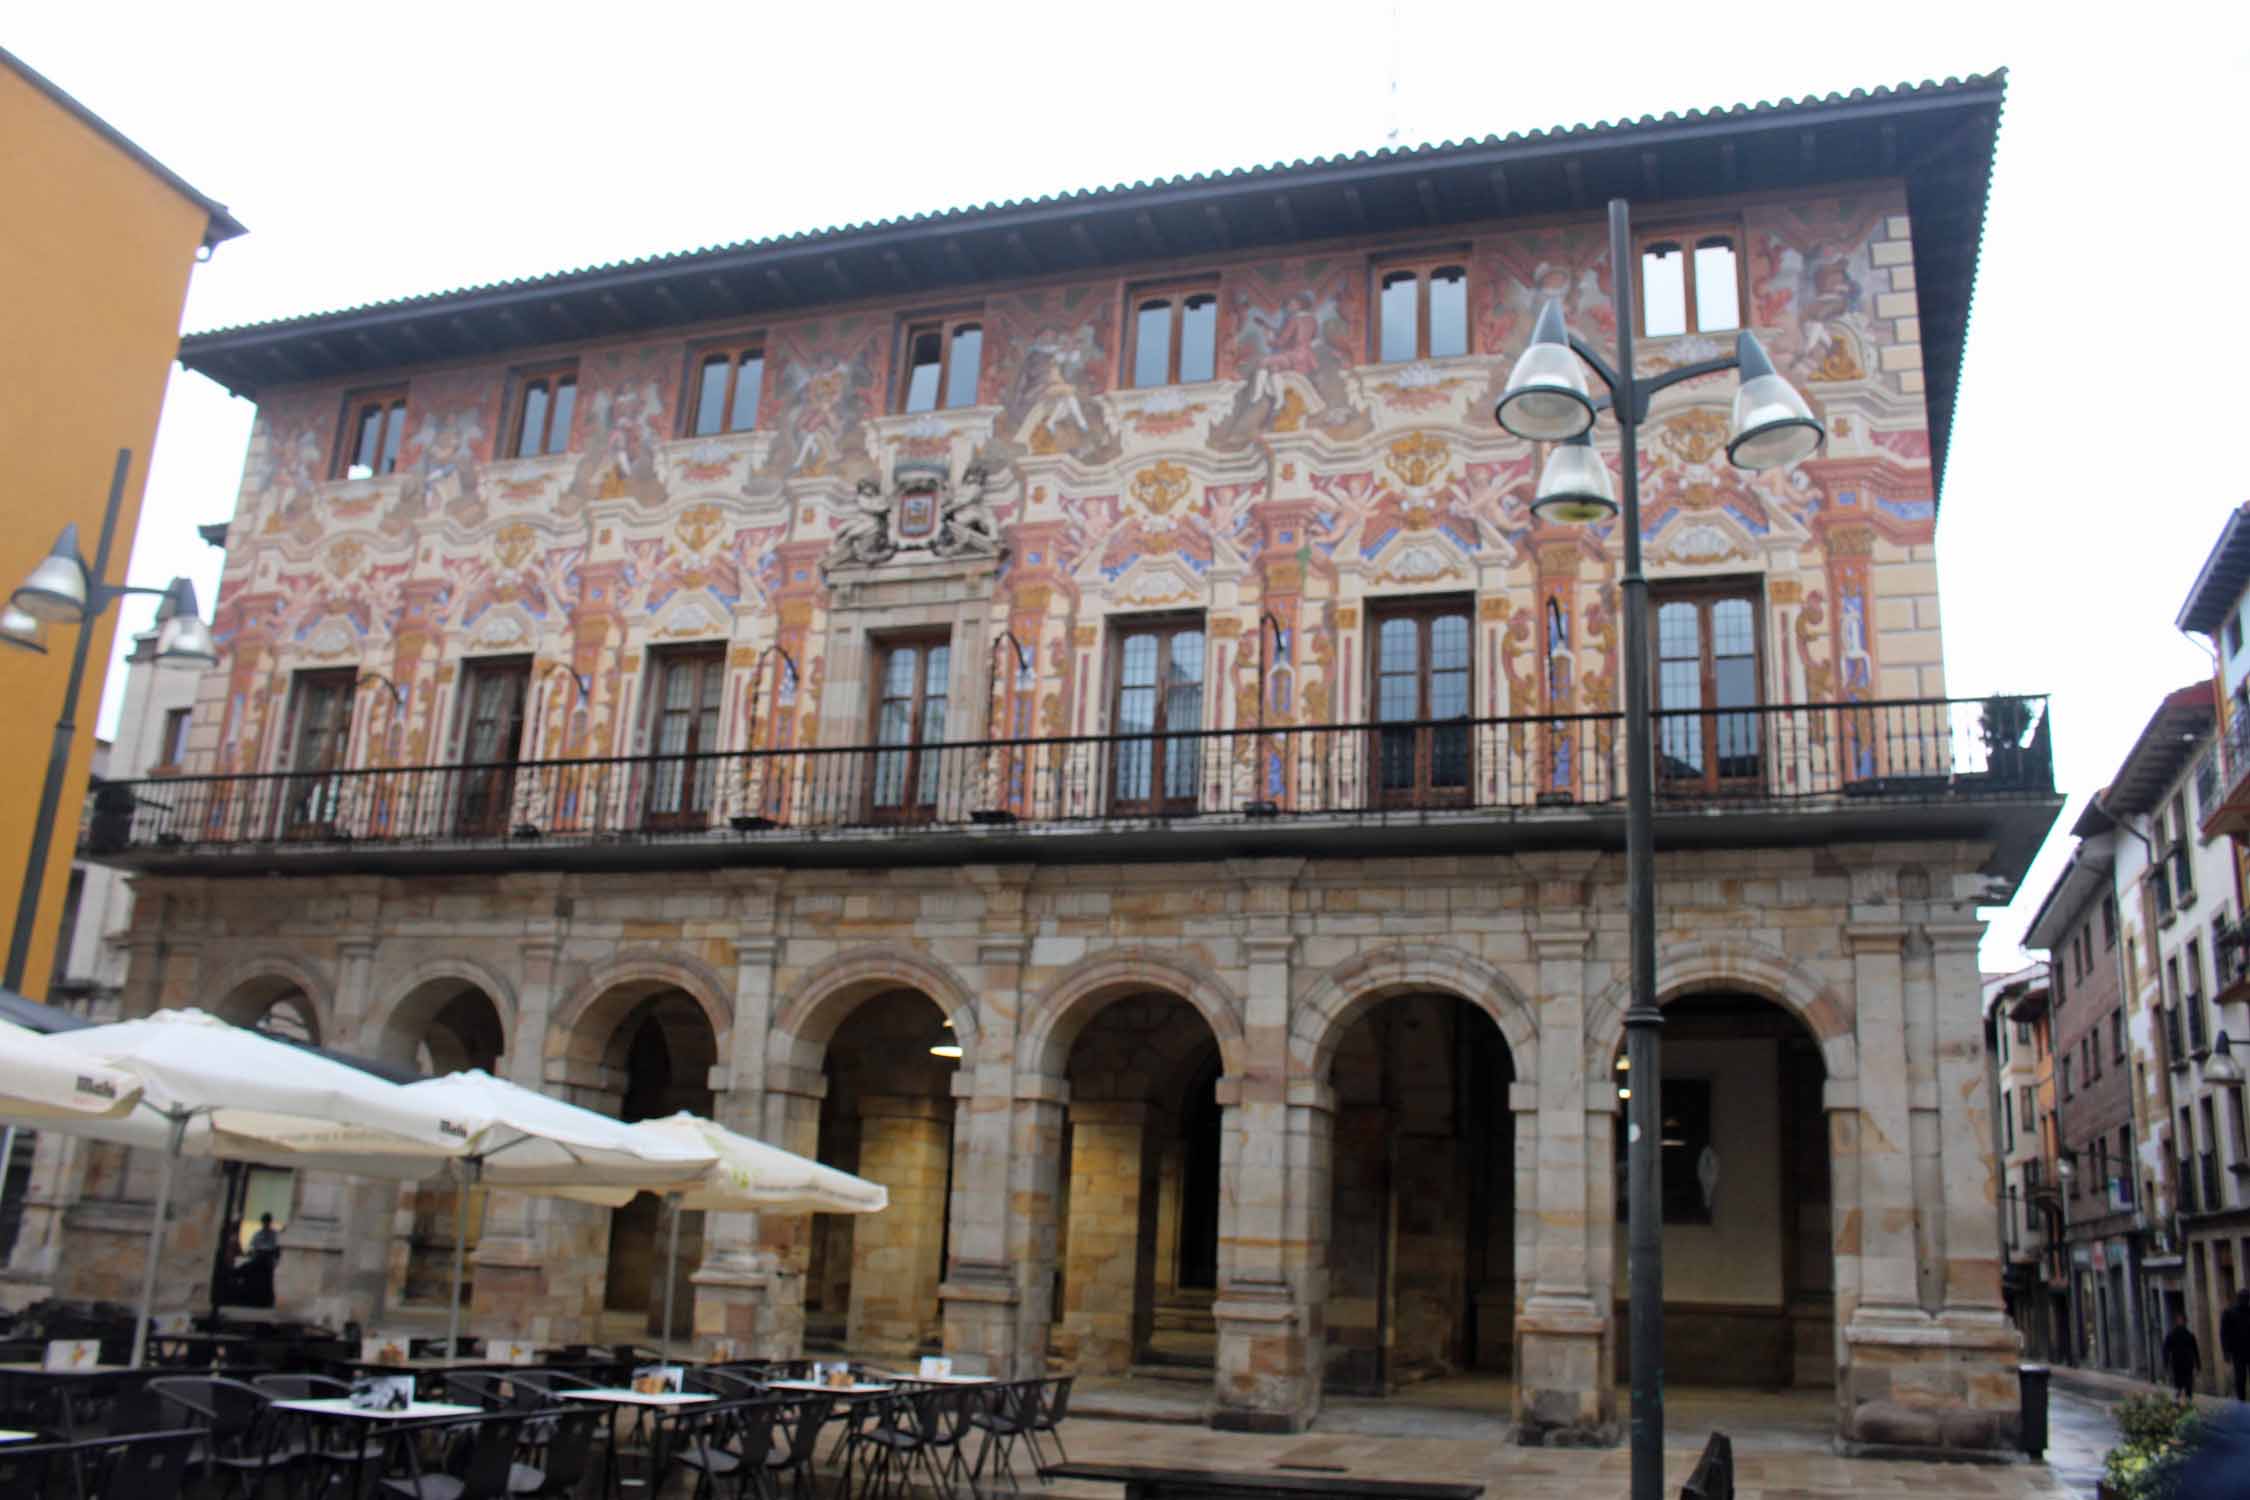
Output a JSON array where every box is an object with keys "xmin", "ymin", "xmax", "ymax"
[
  {"xmin": 158, "ymin": 707, "xmax": 192, "ymax": 770},
  {"xmin": 334, "ymin": 388, "xmax": 408, "ymax": 479},
  {"xmin": 1129, "ymin": 286, "xmax": 1220, "ymax": 387},
  {"xmin": 687, "ymin": 342, "xmax": 764, "ymax": 436},
  {"xmin": 2061, "ymin": 1057, "xmax": 2072, "ymax": 1099},
  {"xmin": 1374, "ymin": 258, "xmax": 1470, "ymax": 363},
  {"xmin": 1369, "ymin": 599, "xmax": 1473, "ymax": 809},
  {"xmin": 2003, "ymin": 1105, "xmax": 2015, "ymax": 1154},
  {"xmin": 280, "ymin": 669, "xmax": 357, "ymax": 835},
  {"xmin": 1110, "ymin": 617, "xmax": 1206, "ymax": 815},
  {"xmin": 1637, "ymin": 225, "xmax": 1743, "ymax": 338},
  {"xmin": 2103, "ymin": 894, "xmax": 2118, "ymax": 949},
  {"xmin": 2186, "ymin": 940, "xmax": 2209, "ymax": 1052},
  {"xmin": 2016, "ymin": 1020, "xmax": 2032, "ymax": 1047},
  {"xmin": 899, "ymin": 317, "xmax": 982, "ymax": 413},
  {"xmin": 2170, "ymin": 793, "xmax": 2196, "ymax": 907},
  {"xmin": 2019, "ymin": 1085, "xmax": 2033, "ymax": 1132},
  {"xmin": 1653, "ymin": 583, "xmax": 1763, "ymax": 794},
  {"xmin": 510, "ymin": 364, "xmax": 578, "ymax": 458},
  {"xmin": 2113, "ymin": 1008, "xmax": 2126, "ymax": 1063},
  {"xmin": 644, "ymin": 646, "xmax": 725, "ymax": 829},
  {"xmin": 869, "ymin": 636, "xmax": 952, "ymax": 822},
  {"xmin": 455, "ymin": 658, "xmax": 530, "ymax": 837}
]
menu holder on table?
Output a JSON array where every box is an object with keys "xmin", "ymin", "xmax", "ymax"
[
  {"xmin": 43, "ymin": 1339, "xmax": 99, "ymax": 1371},
  {"xmin": 489, "ymin": 1340, "xmax": 538, "ymax": 1365},
  {"xmin": 630, "ymin": 1364, "xmax": 684, "ymax": 1396},
  {"xmin": 917, "ymin": 1356, "xmax": 953, "ymax": 1378},
  {"xmin": 349, "ymin": 1375, "xmax": 415, "ymax": 1413},
  {"xmin": 361, "ymin": 1335, "xmax": 412, "ymax": 1368}
]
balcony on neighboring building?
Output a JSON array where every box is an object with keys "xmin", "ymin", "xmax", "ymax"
[
  {"xmin": 82, "ymin": 694, "xmax": 2057, "ymax": 880},
  {"xmin": 2198, "ymin": 710, "xmax": 2250, "ymax": 839}
]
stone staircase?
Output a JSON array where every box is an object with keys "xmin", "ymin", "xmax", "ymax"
[{"xmin": 1137, "ymin": 1288, "xmax": 1216, "ymax": 1374}]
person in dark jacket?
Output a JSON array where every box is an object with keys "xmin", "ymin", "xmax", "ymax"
[
  {"xmin": 2222, "ymin": 1288, "xmax": 2250, "ymax": 1402},
  {"xmin": 2165, "ymin": 1313, "xmax": 2202, "ymax": 1400}
]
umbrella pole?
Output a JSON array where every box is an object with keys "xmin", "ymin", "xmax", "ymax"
[
  {"xmin": 661, "ymin": 1192, "xmax": 682, "ymax": 1361},
  {"xmin": 132, "ymin": 1114, "xmax": 187, "ymax": 1369},
  {"xmin": 447, "ymin": 1160, "xmax": 476, "ymax": 1357}
]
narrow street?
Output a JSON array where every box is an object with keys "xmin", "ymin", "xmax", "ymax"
[{"xmin": 2048, "ymin": 1383, "xmax": 2123, "ymax": 1498}]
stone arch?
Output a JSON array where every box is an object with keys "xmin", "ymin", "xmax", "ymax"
[
  {"xmin": 769, "ymin": 944, "xmax": 983, "ymax": 1079},
  {"xmin": 549, "ymin": 949, "xmax": 734, "ymax": 1073},
  {"xmin": 366, "ymin": 956, "xmax": 520, "ymax": 1071},
  {"xmin": 201, "ymin": 950, "xmax": 336, "ymax": 1044},
  {"xmin": 1290, "ymin": 942, "xmax": 1538, "ymax": 1084},
  {"xmin": 1017, "ymin": 948, "xmax": 1247, "ymax": 1083},
  {"xmin": 1582, "ymin": 935, "xmax": 1857, "ymax": 1081}
]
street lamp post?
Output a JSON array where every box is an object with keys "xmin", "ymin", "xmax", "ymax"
[
  {"xmin": 0, "ymin": 446, "xmax": 218, "ymax": 993},
  {"xmin": 1496, "ymin": 199, "xmax": 1824, "ymax": 1499}
]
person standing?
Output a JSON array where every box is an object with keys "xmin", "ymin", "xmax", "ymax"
[
  {"xmin": 2222, "ymin": 1289, "xmax": 2250, "ymax": 1402},
  {"xmin": 2165, "ymin": 1312, "xmax": 2203, "ymax": 1401}
]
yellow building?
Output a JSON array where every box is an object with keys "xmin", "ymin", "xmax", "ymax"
[{"xmin": 0, "ymin": 46, "xmax": 242, "ymax": 997}]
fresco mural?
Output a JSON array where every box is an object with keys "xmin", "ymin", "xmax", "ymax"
[
  {"xmin": 394, "ymin": 366, "xmax": 500, "ymax": 530},
  {"xmin": 565, "ymin": 343, "xmax": 681, "ymax": 512},
  {"xmin": 194, "ymin": 190, "xmax": 1942, "ymax": 794},
  {"xmin": 752, "ymin": 315, "xmax": 883, "ymax": 491},
  {"xmin": 978, "ymin": 283, "xmax": 1120, "ymax": 469},
  {"xmin": 1211, "ymin": 257, "xmax": 1370, "ymax": 451}
]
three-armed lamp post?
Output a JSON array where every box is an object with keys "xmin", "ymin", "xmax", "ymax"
[
  {"xmin": 0, "ymin": 448, "xmax": 218, "ymax": 993},
  {"xmin": 1494, "ymin": 200, "xmax": 1825, "ymax": 1500}
]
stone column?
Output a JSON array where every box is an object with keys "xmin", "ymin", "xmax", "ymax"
[
  {"xmin": 1057, "ymin": 1101, "xmax": 1151, "ymax": 1372},
  {"xmin": 1212, "ymin": 919, "xmax": 1319, "ymax": 1433},
  {"xmin": 1843, "ymin": 919, "xmax": 1923, "ymax": 1320},
  {"xmin": 945, "ymin": 931, "xmax": 1032, "ymax": 1376},
  {"xmin": 1517, "ymin": 922, "xmax": 1608, "ymax": 1445},
  {"xmin": 1928, "ymin": 918, "xmax": 2009, "ymax": 1324},
  {"xmin": 1001, "ymin": 1078, "xmax": 1068, "ymax": 1377},
  {"xmin": 746, "ymin": 1074, "xmax": 826, "ymax": 1359},
  {"xmin": 326, "ymin": 935, "xmax": 389, "ymax": 1328},
  {"xmin": 693, "ymin": 883, "xmax": 787, "ymax": 1358},
  {"xmin": 849, "ymin": 1095, "xmax": 953, "ymax": 1358}
]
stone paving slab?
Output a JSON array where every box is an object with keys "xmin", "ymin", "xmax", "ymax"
[{"xmin": 1023, "ymin": 1416, "xmax": 2080, "ymax": 1499}]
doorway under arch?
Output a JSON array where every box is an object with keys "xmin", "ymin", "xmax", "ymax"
[
  {"xmin": 596, "ymin": 987, "xmax": 718, "ymax": 1341},
  {"xmin": 1323, "ymin": 991, "xmax": 1517, "ymax": 1395},
  {"xmin": 1610, "ymin": 991, "xmax": 1833, "ymax": 1388}
]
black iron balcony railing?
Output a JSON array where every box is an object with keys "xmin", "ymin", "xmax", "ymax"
[{"xmin": 84, "ymin": 694, "xmax": 2051, "ymax": 860}]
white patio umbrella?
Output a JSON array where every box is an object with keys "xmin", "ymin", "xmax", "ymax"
[
  {"xmin": 604, "ymin": 1112, "xmax": 888, "ymax": 1357},
  {"xmin": 15, "ymin": 1010, "xmax": 466, "ymax": 1366},
  {"xmin": 0, "ymin": 1017, "xmax": 143, "ymax": 1120},
  {"xmin": 261, "ymin": 1070, "xmax": 720, "ymax": 1356}
]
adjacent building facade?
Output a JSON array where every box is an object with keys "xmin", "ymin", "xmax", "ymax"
[
  {"xmin": 0, "ymin": 46, "xmax": 241, "ymax": 995},
  {"xmin": 24, "ymin": 75, "xmax": 2054, "ymax": 1449},
  {"xmin": 1986, "ymin": 964, "xmax": 2060, "ymax": 1361}
]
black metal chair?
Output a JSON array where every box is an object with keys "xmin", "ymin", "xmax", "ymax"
[
  {"xmin": 68, "ymin": 1427, "xmax": 203, "ymax": 1500},
  {"xmin": 1022, "ymin": 1375, "xmax": 1072, "ymax": 1473},
  {"xmin": 764, "ymin": 1394, "xmax": 832, "ymax": 1500},
  {"xmin": 967, "ymin": 1379, "xmax": 1039, "ymax": 1492},
  {"xmin": 148, "ymin": 1374, "xmax": 309, "ymax": 1499},
  {"xmin": 845, "ymin": 1385, "xmax": 964, "ymax": 1500},
  {"xmin": 256, "ymin": 1372, "xmax": 391, "ymax": 1488},
  {"xmin": 372, "ymin": 1412, "xmax": 528, "ymax": 1500},
  {"xmin": 653, "ymin": 1397, "xmax": 780, "ymax": 1500},
  {"xmin": 684, "ymin": 1367, "xmax": 763, "ymax": 1400},
  {"xmin": 0, "ymin": 1436, "xmax": 55, "ymax": 1498},
  {"xmin": 503, "ymin": 1404, "xmax": 603, "ymax": 1498}
]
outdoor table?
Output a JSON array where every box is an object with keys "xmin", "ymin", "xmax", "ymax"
[
  {"xmin": 269, "ymin": 1398, "xmax": 486, "ymax": 1500},
  {"xmin": 566, "ymin": 1388, "xmax": 717, "ymax": 1500},
  {"xmin": 0, "ymin": 1428, "xmax": 35, "ymax": 1443},
  {"xmin": 870, "ymin": 1369, "xmax": 993, "ymax": 1385},
  {"xmin": 0, "ymin": 1363, "xmax": 139, "ymax": 1437},
  {"xmin": 149, "ymin": 1331, "xmax": 257, "ymax": 1366},
  {"xmin": 334, "ymin": 1355, "xmax": 505, "ymax": 1398},
  {"xmin": 764, "ymin": 1378, "xmax": 895, "ymax": 1395}
]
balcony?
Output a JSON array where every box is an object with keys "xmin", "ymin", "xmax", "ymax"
[
  {"xmin": 2200, "ymin": 710, "xmax": 2250, "ymax": 839},
  {"xmin": 83, "ymin": 695, "xmax": 2057, "ymax": 879}
]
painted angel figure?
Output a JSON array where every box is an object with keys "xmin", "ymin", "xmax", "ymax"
[{"xmin": 937, "ymin": 465, "xmax": 1002, "ymax": 560}]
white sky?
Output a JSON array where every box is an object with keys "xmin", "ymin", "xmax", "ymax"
[{"xmin": 10, "ymin": 1, "xmax": 2248, "ymax": 970}]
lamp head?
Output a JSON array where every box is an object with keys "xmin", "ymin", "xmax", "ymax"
[
  {"xmin": 1494, "ymin": 299, "xmax": 1597, "ymax": 443},
  {"xmin": 1726, "ymin": 332, "xmax": 1825, "ymax": 471},
  {"xmin": 12, "ymin": 524, "xmax": 91, "ymax": 623},
  {"xmin": 1529, "ymin": 431, "xmax": 1619, "ymax": 526},
  {"xmin": 2208, "ymin": 1031, "xmax": 2246, "ymax": 1088},
  {"xmin": 0, "ymin": 603, "xmax": 49, "ymax": 654},
  {"xmin": 151, "ymin": 579, "xmax": 218, "ymax": 666}
]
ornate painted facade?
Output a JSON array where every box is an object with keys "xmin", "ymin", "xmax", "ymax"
[{"xmin": 20, "ymin": 74, "xmax": 2060, "ymax": 1451}]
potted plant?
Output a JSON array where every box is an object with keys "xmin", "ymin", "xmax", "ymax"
[
  {"xmin": 1980, "ymin": 695, "xmax": 2032, "ymax": 785},
  {"xmin": 2099, "ymin": 1393, "xmax": 2198, "ymax": 1500}
]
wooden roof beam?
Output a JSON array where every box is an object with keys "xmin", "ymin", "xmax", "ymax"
[
  {"xmin": 1563, "ymin": 159, "xmax": 1585, "ymax": 209},
  {"xmin": 1005, "ymin": 231, "xmax": 1041, "ymax": 273},
  {"xmin": 1487, "ymin": 167, "xmax": 1511, "ymax": 215},
  {"xmin": 1639, "ymin": 151, "xmax": 1661, "ymax": 199},
  {"xmin": 1134, "ymin": 211, "xmax": 1167, "ymax": 256},
  {"xmin": 1271, "ymin": 192, "xmax": 1299, "ymax": 239},
  {"xmin": 1414, "ymin": 177, "xmax": 1440, "ymax": 225},
  {"xmin": 1341, "ymin": 185, "xmax": 1368, "ymax": 231},
  {"xmin": 1203, "ymin": 204, "xmax": 1232, "ymax": 250}
]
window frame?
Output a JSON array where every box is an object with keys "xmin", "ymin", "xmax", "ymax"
[
  {"xmin": 682, "ymin": 338, "xmax": 767, "ymax": 438},
  {"xmin": 332, "ymin": 387, "xmax": 410, "ymax": 480},
  {"xmin": 508, "ymin": 362, "xmax": 580, "ymax": 459},
  {"xmin": 896, "ymin": 314, "xmax": 984, "ymax": 415},
  {"xmin": 454, "ymin": 655, "xmax": 532, "ymax": 838},
  {"xmin": 1649, "ymin": 578, "xmax": 1767, "ymax": 796},
  {"xmin": 1634, "ymin": 221, "xmax": 1748, "ymax": 340},
  {"xmin": 642, "ymin": 643, "xmax": 727, "ymax": 831},
  {"xmin": 1366, "ymin": 596, "xmax": 1476, "ymax": 811},
  {"xmin": 156, "ymin": 706, "xmax": 192, "ymax": 772},
  {"xmin": 866, "ymin": 633, "xmax": 955, "ymax": 825},
  {"xmin": 1124, "ymin": 282, "xmax": 1222, "ymax": 388},
  {"xmin": 1105, "ymin": 613, "xmax": 1208, "ymax": 818},
  {"xmin": 278, "ymin": 668, "xmax": 359, "ymax": 837},
  {"xmin": 1371, "ymin": 254, "xmax": 1473, "ymax": 364}
]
